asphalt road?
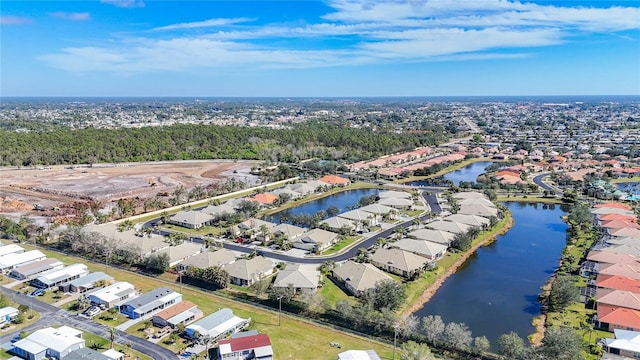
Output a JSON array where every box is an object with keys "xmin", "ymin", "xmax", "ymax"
[
  {"xmin": 0, "ymin": 287, "xmax": 179, "ymax": 360},
  {"xmin": 532, "ymin": 172, "xmax": 563, "ymax": 196}
]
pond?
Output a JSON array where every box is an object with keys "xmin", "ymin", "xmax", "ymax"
[
  {"xmin": 266, "ymin": 188, "xmax": 380, "ymax": 224},
  {"xmin": 410, "ymin": 161, "xmax": 494, "ymax": 186},
  {"xmin": 414, "ymin": 202, "xmax": 567, "ymax": 348}
]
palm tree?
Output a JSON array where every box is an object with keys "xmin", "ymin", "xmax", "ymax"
[{"xmin": 108, "ymin": 327, "xmax": 116, "ymax": 349}]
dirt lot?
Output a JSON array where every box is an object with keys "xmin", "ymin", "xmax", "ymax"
[{"xmin": 0, "ymin": 160, "xmax": 259, "ymax": 216}]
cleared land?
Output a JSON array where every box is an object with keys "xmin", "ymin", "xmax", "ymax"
[{"xmin": 0, "ymin": 160, "xmax": 259, "ymax": 214}]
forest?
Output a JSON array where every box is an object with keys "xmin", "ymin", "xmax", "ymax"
[{"xmin": 0, "ymin": 121, "xmax": 448, "ymax": 166}]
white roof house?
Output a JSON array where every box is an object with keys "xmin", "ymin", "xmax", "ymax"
[
  {"xmin": 31, "ymin": 263, "xmax": 89, "ymax": 289},
  {"xmin": 409, "ymin": 228, "xmax": 456, "ymax": 245},
  {"xmin": 185, "ymin": 308, "xmax": 250, "ymax": 341},
  {"xmin": 120, "ymin": 287, "xmax": 181, "ymax": 319},
  {"xmin": 444, "ymin": 213, "xmax": 491, "ymax": 227},
  {"xmin": 88, "ymin": 281, "xmax": 137, "ymax": 308},
  {"xmin": 0, "ymin": 306, "xmax": 19, "ymax": 325},
  {"xmin": 0, "ymin": 244, "xmax": 25, "ymax": 257},
  {"xmin": 378, "ymin": 197, "xmax": 413, "ymax": 208},
  {"xmin": 10, "ymin": 258, "xmax": 64, "ymax": 280},
  {"xmin": 224, "ymin": 257, "xmax": 274, "ymax": 286},
  {"xmin": 155, "ymin": 242, "xmax": 202, "ymax": 267},
  {"xmin": 359, "ymin": 203, "xmax": 396, "ymax": 216},
  {"xmin": 293, "ymin": 229, "xmax": 339, "ymax": 252},
  {"xmin": 176, "ymin": 248, "xmax": 237, "ymax": 271},
  {"xmin": 370, "ymin": 248, "xmax": 429, "ymax": 278},
  {"xmin": 338, "ymin": 350, "xmax": 382, "ymax": 360},
  {"xmin": 0, "ymin": 250, "xmax": 46, "ymax": 271},
  {"xmin": 271, "ymin": 223, "xmax": 307, "ymax": 240},
  {"xmin": 452, "ymin": 191, "xmax": 488, "ymax": 200},
  {"xmin": 604, "ymin": 329, "xmax": 640, "ymax": 358},
  {"xmin": 12, "ymin": 326, "xmax": 84, "ymax": 360},
  {"xmin": 320, "ymin": 216, "xmax": 356, "ymax": 232},
  {"xmin": 458, "ymin": 203, "xmax": 499, "ymax": 218},
  {"xmin": 332, "ymin": 261, "xmax": 394, "ymax": 295},
  {"xmin": 378, "ymin": 190, "xmax": 412, "ymax": 199}
]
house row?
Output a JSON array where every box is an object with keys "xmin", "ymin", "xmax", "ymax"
[
  {"xmin": 9, "ymin": 325, "xmax": 124, "ymax": 360},
  {"xmin": 0, "ymin": 249, "xmax": 46, "ymax": 272},
  {"xmin": 579, "ymin": 202, "xmax": 640, "ymax": 337}
]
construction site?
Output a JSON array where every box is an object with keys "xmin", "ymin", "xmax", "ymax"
[{"xmin": 0, "ymin": 160, "xmax": 260, "ymax": 221}]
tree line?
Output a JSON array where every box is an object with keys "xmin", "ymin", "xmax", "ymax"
[{"xmin": 0, "ymin": 121, "xmax": 448, "ymax": 166}]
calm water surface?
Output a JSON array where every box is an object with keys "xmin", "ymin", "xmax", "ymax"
[
  {"xmin": 410, "ymin": 161, "xmax": 494, "ymax": 186},
  {"xmin": 415, "ymin": 202, "xmax": 567, "ymax": 347},
  {"xmin": 267, "ymin": 188, "xmax": 380, "ymax": 223}
]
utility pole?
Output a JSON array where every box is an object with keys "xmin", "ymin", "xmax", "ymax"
[
  {"xmin": 392, "ymin": 326, "xmax": 397, "ymax": 360},
  {"xmin": 277, "ymin": 296, "xmax": 282, "ymax": 326}
]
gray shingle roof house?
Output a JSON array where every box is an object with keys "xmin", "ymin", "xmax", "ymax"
[
  {"xmin": 155, "ymin": 242, "xmax": 202, "ymax": 267},
  {"xmin": 271, "ymin": 223, "xmax": 307, "ymax": 240},
  {"xmin": 390, "ymin": 239, "xmax": 447, "ymax": 260},
  {"xmin": 359, "ymin": 203, "xmax": 396, "ymax": 217},
  {"xmin": 458, "ymin": 203, "xmax": 499, "ymax": 218},
  {"xmin": 170, "ymin": 211, "xmax": 214, "ymax": 229},
  {"xmin": 427, "ymin": 220, "xmax": 473, "ymax": 234},
  {"xmin": 378, "ymin": 197, "xmax": 413, "ymax": 209},
  {"xmin": 272, "ymin": 264, "xmax": 320, "ymax": 295},
  {"xmin": 452, "ymin": 191, "xmax": 487, "ymax": 200},
  {"xmin": 119, "ymin": 287, "xmax": 181, "ymax": 319},
  {"xmin": 224, "ymin": 257, "xmax": 274, "ymax": 286},
  {"xmin": 339, "ymin": 209, "xmax": 380, "ymax": 225},
  {"xmin": 370, "ymin": 248, "xmax": 429, "ymax": 278},
  {"xmin": 293, "ymin": 229, "xmax": 339, "ymax": 252},
  {"xmin": 332, "ymin": 260, "xmax": 394, "ymax": 295},
  {"xmin": 378, "ymin": 190, "xmax": 412, "ymax": 199},
  {"xmin": 443, "ymin": 213, "xmax": 491, "ymax": 228},
  {"xmin": 31, "ymin": 263, "xmax": 89, "ymax": 289},
  {"xmin": 409, "ymin": 228, "xmax": 456, "ymax": 245},
  {"xmin": 60, "ymin": 271, "xmax": 114, "ymax": 293},
  {"xmin": 9, "ymin": 258, "xmax": 64, "ymax": 280},
  {"xmin": 320, "ymin": 216, "xmax": 356, "ymax": 233},
  {"xmin": 176, "ymin": 249, "xmax": 237, "ymax": 271}
]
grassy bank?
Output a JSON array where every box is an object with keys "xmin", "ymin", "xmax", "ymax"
[
  {"xmin": 497, "ymin": 195, "xmax": 563, "ymax": 204},
  {"xmin": 394, "ymin": 157, "xmax": 495, "ymax": 184}
]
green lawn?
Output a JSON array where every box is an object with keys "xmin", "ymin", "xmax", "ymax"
[
  {"xmin": 319, "ymin": 279, "xmax": 351, "ymax": 306},
  {"xmin": 83, "ymin": 331, "xmax": 152, "ymax": 360},
  {"xmin": 322, "ymin": 236, "xmax": 361, "ymax": 255},
  {"xmin": 17, "ymin": 244, "xmax": 395, "ymax": 360},
  {"xmin": 94, "ymin": 311, "xmax": 129, "ymax": 328}
]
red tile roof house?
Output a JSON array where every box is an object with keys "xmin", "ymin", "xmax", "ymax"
[
  {"xmin": 596, "ymin": 289, "xmax": 640, "ymax": 318},
  {"xmin": 597, "ymin": 275, "xmax": 640, "ymax": 294},
  {"xmin": 597, "ymin": 307, "xmax": 640, "ymax": 332},
  {"xmin": 319, "ymin": 175, "xmax": 350, "ymax": 186},
  {"xmin": 217, "ymin": 332, "xmax": 273, "ymax": 360},
  {"xmin": 595, "ymin": 202, "xmax": 633, "ymax": 211}
]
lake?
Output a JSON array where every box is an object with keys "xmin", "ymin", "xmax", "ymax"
[
  {"xmin": 414, "ymin": 202, "xmax": 567, "ymax": 348},
  {"xmin": 266, "ymin": 188, "xmax": 380, "ymax": 224},
  {"xmin": 410, "ymin": 161, "xmax": 494, "ymax": 186}
]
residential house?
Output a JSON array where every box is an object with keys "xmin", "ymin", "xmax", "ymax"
[
  {"xmin": 11, "ymin": 326, "xmax": 84, "ymax": 360},
  {"xmin": 60, "ymin": 272, "xmax": 114, "ymax": 293},
  {"xmin": 444, "ymin": 214, "xmax": 491, "ymax": 228},
  {"xmin": 587, "ymin": 250, "xmax": 640, "ymax": 267},
  {"xmin": 9, "ymin": 258, "xmax": 64, "ymax": 280},
  {"xmin": 606, "ymin": 244, "xmax": 640, "ymax": 257},
  {"xmin": 596, "ymin": 202, "xmax": 633, "ymax": 211},
  {"xmin": 596, "ymin": 289, "xmax": 640, "ymax": 318},
  {"xmin": 152, "ymin": 301, "xmax": 202, "ymax": 329},
  {"xmin": 427, "ymin": 220, "xmax": 473, "ymax": 235},
  {"xmin": 319, "ymin": 175, "xmax": 350, "ymax": 186},
  {"xmin": 231, "ymin": 219, "xmax": 276, "ymax": 239},
  {"xmin": 370, "ymin": 248, "xmax": 429, "ymax": 278},
  {"xmin": 596, "ymin": 274, "xmax": 640, "ymax": 294},
  {"xmin": 66, "ymin": 348, "xmax": 113, "ymax": 360},
  {"xmin": 598, "ymin": 308, "xmax": 640, "ymax": 332},
  {"xmin": 458, "ymin": 203, "xmax": 499, "ymax": 218},
  {"xmin": 599, "ymin": 263, "xmax": 640, "ymax": 280},
  {"xmin": 271, "ymin": 223, "xmax": 306, "ymax": 242},
  {"xmin": 185, "ymin": 308, "xmax": 250, "ymax": 341},
  {"xmin": 0, "ymin": 244, "xmax": 25, "ymax": 258},
  {"xmin": 88, "ymin": 281, "xmax": 137, "ymax": 308},
  {"xmin": 320, "ymin": 217, "xmax": 356, "ymax": 233},
  {"xmin": 339, "ymin": 209, "xmax": 379, "ymax": 227},
  {"xmin": 170, "ymin": 211, "xmax": 214, "ymax": 229},
  {"xmin": 272, "ymin": 264, "xmax": 320, "ymax": 295},
  {"xmin": 155, "ymin": 242, "xmax": 202, "ymax": 267},
  {"xmin": 31, "ymin": 263, "xmax": 89, "ymax": 289},
  {"xmin": 0, "ymin": 306, "xmax": 19, "ymax": 326},
  {"xmin": 603, "ymin": 329, "xmax": 640, "ymax": 358},
  {"xmin": 359, "ymin": 204, "xmax": 396, "ymax": 219},
  {"xmin": 246, "ymin": 193, "xmax": 278, "ymax": 207},
  {"xmin": 176, "ymin": 249, "xmax": 237, "ymax": 272},
  {"xmin": 377, "ymin": 197, "xmax": 413, "ymax": 209},
  {"xmin": 408, "ymin": 228, "xmax": 456, "ymax": 246},
  {"xmin": 591, "ymin": 207, "xmax": 636, "ymax": 217},
  {"xmin": 201, "ymin": 201, "xmax": 237, "ymax": 218},
  {"xmin": 332, "ymin": 261, "xmax": 394, "ymax": 296},
  {"xmin": 217, "ymin": 332, "xmax": 273, "ymax": 360},
  {"xmin": 102, "ymin": 349, "xmax": 125, "ymax": 360},
  {"xmin": 224, "ymin": 257, "xmax": 274, "ymax": 286},
  {"xmin": 452, "ymin": 191, "xmax": 488, "ymax": 200},
  {"xmin": 119, "ymin": 287, "xmax": 181, "ymax": 319},
  {"xmin": 390, "ymin": 239, "xmax": 447, "ymax": 261},
  {"xmin": 378, "ymin": 191, "xmax": 411, "ymax": 199},
  {"xmin": 0, "ymin": 250, "xmax": 46, "ymax": 272},
  {"xmin": 293, "ymin": 229, "xmax": 339, "ymax": 252}
]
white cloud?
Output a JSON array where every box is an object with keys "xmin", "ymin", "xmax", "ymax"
[
  {"xmin": 100, "ymin": 0, "xmax": 144, "ymax": 8},
  {"xmin": 152, "ymin": 17, "xmax": 255, "ymax": 31},
  {"xmin": 1, "ymin": 16, "xmax": 33, "ymax": 25},
  {"xmin": 39, "ymin": 0, "xmax": 640, "ymax": 73},
  {"xmin": 50, "ymin": 12, "xmax": 91, "ymax": 21}
]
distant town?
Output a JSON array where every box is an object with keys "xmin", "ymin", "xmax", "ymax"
[{"xmin": 1, "ymin": 96, "xmax": 640, "ymax": 360}]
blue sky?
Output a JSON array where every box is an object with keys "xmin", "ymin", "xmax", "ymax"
[{"xmin": 1, "ymin": 0, "xmax": 639, "ymax": 97}]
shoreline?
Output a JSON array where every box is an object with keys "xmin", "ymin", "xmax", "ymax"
[{"xmin": 405, "ymin": 210, "xmax": 515, "ymax": 315}]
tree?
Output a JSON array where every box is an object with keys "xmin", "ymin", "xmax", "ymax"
[
  {"xmin": 396, "ymin": 314, "xmax": 419, "ymax": 340},
  {"xmin": 400, "ymin": 341, "xmax": 434, "ymax": 360},
  {"xmin": 354, "ymin": 247, "xmax": 370, "ymax": 263},
  {"xmin": 318, "ymin": 261, "xmax": 335, "ymax": 276},
  {"xmin": 537, "ymin": 327, "xmax": 583, "ymax": 360},
  {"xmin": 443, "ymin": 322, "xmax": 473, "ymax": 350},
  {"xmin": 498, "ymin": 331, "xmax": 525, "ymax": 358},
  {"xmin": 549, "ymin": 275, "xmax": 579, "ymax": 311},
  {"xmin": 473, "ymin": 336, "xmax": 491, "ymax": 354},
  {"xmin": 143, "ymin": 252, "xmax": 170, "ymax": 274},
  {"xmin": 18, "ymin": 304, "xmax": 30, "ymax": 313},
  {"xmin": 75, "ymin": 295, "xmax": 90, "ymax": 311},
  {"xmin": 421, "ymin": 315, "xmax": 445, "ymax": 344},
  {"xmin": 360, "ymin": 279, "xmax": 406, "ymax": 311}
]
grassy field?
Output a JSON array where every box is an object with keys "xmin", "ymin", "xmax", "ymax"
[
  {"xmin": 82, "ymin": 331, "xmax": 152, "ymax": 360},
  {"xmin": 609, "ymin": 176, "xmax": 640, "ymax": 184},
  {"xmin": 322, "ymin": 235, "xmax": 361, "ymax": 255},
  {"xmin": 8, "ymin": 242, "xmax": 394, "ymax": 360},
  {"xmin": 319, "ymin": 279, "xmax": 351, "ymax": 305}
]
